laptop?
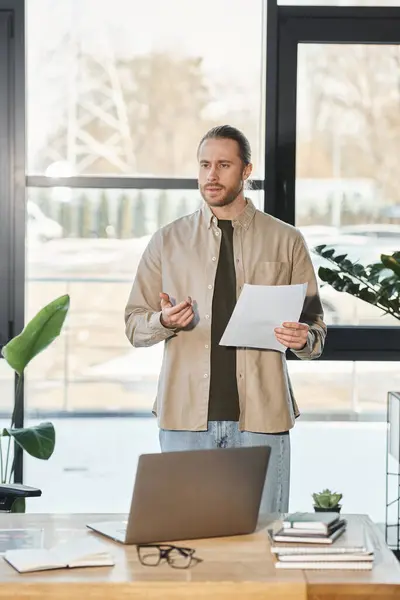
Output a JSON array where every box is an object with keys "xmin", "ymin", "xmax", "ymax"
[{"xmin": 87, "ymin": 445, "xmax": 270, "ymax": 545}]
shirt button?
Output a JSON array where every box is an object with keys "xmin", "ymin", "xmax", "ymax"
[
  {"xmin": 204, "ymin": 373, "xmax": 208, "ymax": 379},
  {"xmin": 208, "ymin": 284, "xmax": 213, "ymax": 289},
  {"xmin": 205, "ymin": 314, "xmax": 210, "ymax": 319},
  {"xmin": 215, "ymin": 231, "xmax": 220, "ymax": 236},
  {"xmin": 205, "ymin": 344, "xmax": 209, "ymax": 349},
  {"xmin": 239, "ymin": 373, "xmax": 243, "ymax": 378},
  {"xmin": 212, "ymin": 256, "xmax": 217, "ymax": 261}
]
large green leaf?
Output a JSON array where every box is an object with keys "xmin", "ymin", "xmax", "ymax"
[
  {"xmin": 1, "ymin": 295, "xmax": 70, "ymax": 376},
  {"xmin": 2, "ymin": 422, "xmax": 55, "ymax": 460}
]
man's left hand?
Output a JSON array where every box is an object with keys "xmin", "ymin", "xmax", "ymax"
[{"xmin": 274, "ymin": 322, "xmax": 309, "ymax": 350}]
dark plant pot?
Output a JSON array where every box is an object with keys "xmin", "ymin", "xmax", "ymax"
[
  {"xmin": 314, "ymin": 505, "xmax": 341, "ymax": 513},
  {"xmin": 11, "ymin": 498, "xmax": 26, "ymax": 513}
]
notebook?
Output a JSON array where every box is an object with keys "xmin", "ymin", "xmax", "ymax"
[
  {"xmin": 277, "ymin": 553, "xmax": 374, "ymax": 563},
  {"xmin": 4, "ymin": 536, "xmax": 115, "ymax": 573},
  {"xmin": 275, "ymin": 560, "xmax": 373, "ymax": 570},
  {"xmin": 269, "ymin": 521, "xmax": 373, "ymax": 555},
  {"xmin": 282, "ymin": 512, "xmax": 341, "ymax": 533},
  {"xmin": 272, "ymin": 520, "xmax": 346, "ymax": 544}
]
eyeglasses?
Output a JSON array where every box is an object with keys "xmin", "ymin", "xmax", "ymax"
[{"xmin": 137, "ymin": 544, "xmax": 203, "ymax": 569}]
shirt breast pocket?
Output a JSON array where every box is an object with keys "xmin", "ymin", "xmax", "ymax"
[{"xmin": 250, "ymin": 261, "xmax": 290, "ymax": 286}]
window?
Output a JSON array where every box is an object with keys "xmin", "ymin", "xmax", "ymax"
[
  {"xmin": 27, "ymin": 0, "xmax": 266, "ymax": 178},
  {"xmin": 296, "ymin": 43, "xmax": 400, "ymax": 326},
  {"xmin": 23, "ymin": 0, "xmax": 267, "ymax": 509},
  {"xmin": 270, "ymin": 4, "xmax": 400, "ymax": 369}
]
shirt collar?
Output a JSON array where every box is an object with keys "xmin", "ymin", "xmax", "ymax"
[{"xmin": 201, "ymin": 197, "xmax": 257, "ymax": 231}]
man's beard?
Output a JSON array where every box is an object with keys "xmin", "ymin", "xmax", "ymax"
[{"xmin": 200, "ymin": 180, "xmax": 244, "ymax": 207}]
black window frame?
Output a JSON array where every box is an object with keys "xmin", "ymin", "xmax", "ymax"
[
  {"xmin": 0, "ymin": 9, "xmax": 13, "ymax": 352},
  {"xmin": 0, "ymin": 0, "xmax": 25, "ymax": 483},
  {"xmin": 266, "ymin": 0, "xmax": 400, "ymax": 361}
]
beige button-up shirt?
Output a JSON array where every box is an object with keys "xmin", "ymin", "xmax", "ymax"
[{"xmin": 125, "ymin": 199, "xmax": 326, "ymax": 433}]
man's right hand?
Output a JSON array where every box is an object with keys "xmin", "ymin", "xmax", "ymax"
[{"xmin": 159, "ymin": 292, "xmax": 194, "ymax": 329}]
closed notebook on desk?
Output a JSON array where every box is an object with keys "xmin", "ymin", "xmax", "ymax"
[
  {"xmin": 275, "ymin": 560, "xmax": 373, "ymax": 570},
  {"xmin": 282, "ymin": 512, "xmax": 341, "ymax": 532},
  {"xmin": 272, "ymin": 519, "xmax": 346, "ymax": 544},
  {"xmin": 4, "ymin": 536, "xmax": 114, "ymax": 573}
]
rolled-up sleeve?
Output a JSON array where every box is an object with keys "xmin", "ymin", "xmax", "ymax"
[
  {"xmin": 290, "ymin": 232, "xmax": 327, "ymax": 360},
  {"xmin": 125, "ymin": 230, "xmax": 176, "ymax": 347}
]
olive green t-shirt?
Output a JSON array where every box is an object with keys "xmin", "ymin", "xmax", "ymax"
[{"xmin": 208, "ymin": 219, "xmax": 240, "ymax": 421}]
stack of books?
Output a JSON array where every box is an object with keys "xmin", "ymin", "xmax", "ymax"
[{"xmin": 270, "ymin": 512, "xmax": 374, "ymax": 570}]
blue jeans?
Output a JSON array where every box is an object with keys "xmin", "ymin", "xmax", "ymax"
[{"xmin": 159, "ymin": 421, "xmax": 290, "ymax": 516}]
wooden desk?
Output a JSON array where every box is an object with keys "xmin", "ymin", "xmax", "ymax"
[
  {"xmin": 0, "ymin": 514, "xmax": 398, "ymax": 600},
  {"xmin": 0, "ymin": 513, "xmax": 306, "ymax": 600}
]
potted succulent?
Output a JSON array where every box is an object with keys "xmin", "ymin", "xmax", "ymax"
[
  {"xmin": 312, "ymin": 489, "xmax": 343, "ymax": 513},
  {"xmin": 0, "ymin": 294, "xmax": 70, "ymax": 511}
]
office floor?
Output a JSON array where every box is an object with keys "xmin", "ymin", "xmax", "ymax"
[{"xmin": 23, "ymin": 418, "xmax": 391, "ymax": 529}]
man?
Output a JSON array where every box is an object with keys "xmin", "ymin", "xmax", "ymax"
[{"xmin": 125, "ymin": 125, "xmax": 326, "ymax": 515}]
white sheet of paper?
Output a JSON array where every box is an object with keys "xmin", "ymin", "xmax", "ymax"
[{"xmin": 219, "ymin": 283, "xmax": 308, "ymax": 352}]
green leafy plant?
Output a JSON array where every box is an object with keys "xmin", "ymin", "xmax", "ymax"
[
  {"xmin": 312, "ymin": 488, "xmax": 343, "ymax": 509},
  {"xmin": 314, "ymin": 246, "xmax": 400, "ymax": 320},
  {"xmin": 0, "ymin": 294, "xmax": 70, "ymax": 509}
]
